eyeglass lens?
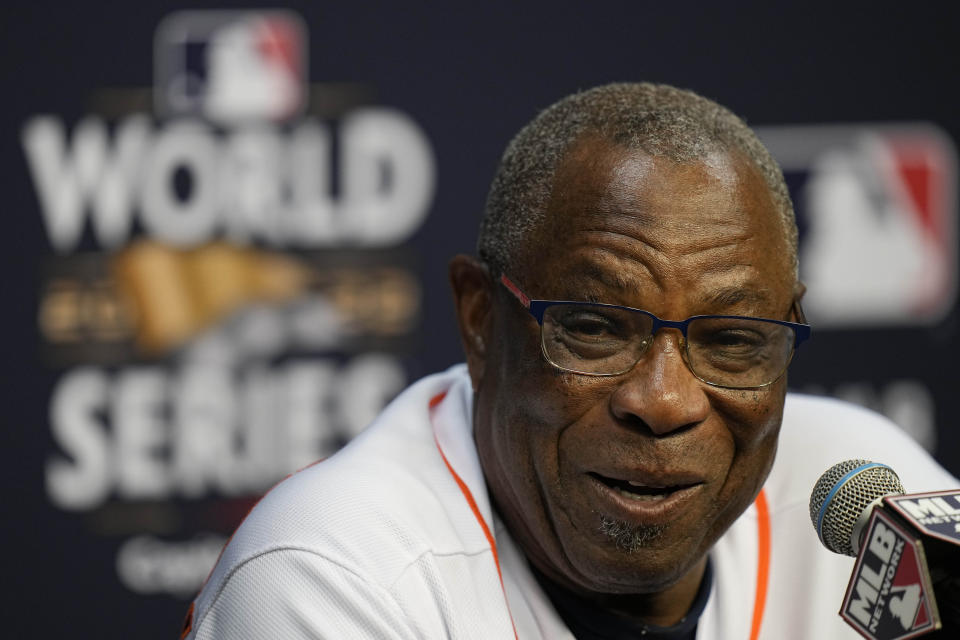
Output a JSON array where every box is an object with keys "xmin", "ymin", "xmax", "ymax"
[{"xmin": 540, "ymin": 303, "xmax": 796, "ymax": 388}]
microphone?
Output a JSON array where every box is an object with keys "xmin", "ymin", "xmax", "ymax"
[
  {"xmin": 809, "ymin": 460, "xmax": 960, "ymax": 639},
  {"xmin": 810, "ymin": 459, "xmax": 905, "ymax": 557}
]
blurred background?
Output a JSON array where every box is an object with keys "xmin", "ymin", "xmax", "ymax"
[{"xmin": 2, "ymin": 1, "xmax": 957, "ymax": 637}]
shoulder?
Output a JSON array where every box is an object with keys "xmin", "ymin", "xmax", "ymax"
[
  {"xmin": 708, "ymin": 395, "xmax": 956, "ymax": 639},
  {"xmin": 189, "ymin": 365, "xmax": 489, "ymax": 634},
  {"xmin": 186, "ymin": 548, "xmax": 418, "ymax": 640},
  {"xmin": 768, "ymin": 393, "xmax": 956, "ymax": 511}
]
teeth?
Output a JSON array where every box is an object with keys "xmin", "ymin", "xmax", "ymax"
[
  {"xmin": 628, "ymin": 480, "xmax": 665, "ymax": 489},
  {"xmin": 615, "ymin": 486, "xmax": 667, "ymax": 501}
]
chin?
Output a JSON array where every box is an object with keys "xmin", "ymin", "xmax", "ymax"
[{"xmin": 558, "ymin": 520, "xmax": 708, "ymax": 594}]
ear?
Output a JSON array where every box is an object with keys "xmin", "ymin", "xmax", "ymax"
[
  {"xmin": 792, "ymin": 281, "xmax": 808, "ymax": 323},
  {"xmin": 449, "ymin": 255, "xmax": 493, "ymax": 391}
]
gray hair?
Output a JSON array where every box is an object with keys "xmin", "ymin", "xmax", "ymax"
[
  {"xmin": 478, "ymin": 82, "xmax": 797, "ymax": 278},
  {"xmin": 599, "ymin": 514, "xmax": 665, "ymax": 553}
]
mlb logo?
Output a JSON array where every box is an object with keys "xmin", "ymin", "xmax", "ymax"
[
  {"xmin": 841, "ymin": 510, "xmax": 940, "ymax": 639},
  {"xmin": 756, "ymin": 124, "xmax": 957, "ymax": 328},
  {"xmin": 154, "ymin": 10, "xmax": 307, "ymax": 123}
]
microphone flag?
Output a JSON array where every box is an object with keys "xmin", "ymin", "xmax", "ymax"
[{"xmin": 840, "ymin": 489, "xmax": 960, "ymax": 639}]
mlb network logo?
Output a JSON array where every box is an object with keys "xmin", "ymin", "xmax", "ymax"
[
  {"xmin": 757, "ymin": 124, "xmax": 958, "ymax": 328},
  {"xmin": 841, "ymin": 511, "xmax": 939, "ymax": 639},
  {"xmin": 154, "ymin": 10, "xmax": 307, "ymax": 123}
]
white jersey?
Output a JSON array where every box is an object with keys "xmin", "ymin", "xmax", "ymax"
[{"xmin": 183, "ymin": 365, "xmax": 957, "ymax": 639}]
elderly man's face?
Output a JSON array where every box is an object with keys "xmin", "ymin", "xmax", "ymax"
[{"xmin": 453, "ymin": 137, "xmax": 799, "ymax": 610}]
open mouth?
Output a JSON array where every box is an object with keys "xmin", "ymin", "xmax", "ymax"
[{"xmin": 589, "ymin": 472, "xmax": 698, "ymax": 502}]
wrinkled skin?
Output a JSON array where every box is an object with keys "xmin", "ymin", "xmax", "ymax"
[{"xmin": 450, "ymin": 136, "xmax": 803, "ymax": 626}]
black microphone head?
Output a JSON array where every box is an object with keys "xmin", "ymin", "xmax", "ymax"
[{"xmin": 809, "ymin": 459, "xmax": 904, "ymax": 557}]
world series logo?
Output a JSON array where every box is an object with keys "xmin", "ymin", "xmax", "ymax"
[{"xmin": 22, "ymin": 9, "xmax": 436, "ymax": 599}]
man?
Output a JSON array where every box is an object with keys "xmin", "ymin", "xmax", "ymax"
[{"xmin": 182, "ymin": 83, "xmax": 956, "ymax": 639}]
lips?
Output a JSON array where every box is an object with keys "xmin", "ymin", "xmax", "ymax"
[
  {"xmin": 592, "ymin": 474, "xmax": 676, "ymax": 500},
  {"xmin": 588, "ymin": 471, "xmax": 705, "ymax": 521}
]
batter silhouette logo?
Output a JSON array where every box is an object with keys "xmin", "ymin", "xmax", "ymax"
[
  {"xmin": 841, "ymin": 510, "xmax": 939, "ymax": 639},
  {"xmin": 756, "ymin": 124, "xmax": 957, "ymax": 328},
  {"xmin": 155, "ymin": 10, "xmax": 307, "ymax": 123}
]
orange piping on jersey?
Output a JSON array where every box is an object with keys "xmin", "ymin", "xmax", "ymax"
[
  {"xmin": 179, "ymin": 602, "xmax": 194, "ymax": 639},
  {"xmin": 429, "ymin": 392, "xmax": 446, "ymax": 410},
  {"xmin": 430, "ymin": 391, "xmax": 519, "ymax": 640},
  {"xmin": 749, "ymin": 488, "xmax": 771, "ymax": 640}
]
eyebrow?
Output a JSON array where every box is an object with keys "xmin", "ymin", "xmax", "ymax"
[
  {"xmin": 577, "ymin": 263, "xmax": 651, "ymax": 297},
  {"xmin": 573, "ymin": 264, "xmax": 772, "ymax": 310},
  {"xmin": 703, "ymin": 286, "xmax": 771, "ymax": 309}
]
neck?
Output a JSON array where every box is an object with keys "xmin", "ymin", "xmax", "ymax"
[
  {"xmin": 531, "ymin": 558, "xmax": 712, "ymax": 639},
  {"xmin": 599, "ymin": 557, "xmax": 708, "ymax": 626},
  {"xmin": 536, "ymin": 556, "xmax": 709, "ymax": 628}
]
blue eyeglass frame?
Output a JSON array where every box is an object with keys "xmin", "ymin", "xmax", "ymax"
[{"xmin": 499, "ymin": 274, "xmax": 812, "ymax": 349}]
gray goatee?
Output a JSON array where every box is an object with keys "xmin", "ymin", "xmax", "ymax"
[{"xmin": 598, "ymin": 515, "xmax": 666, "ymax": 553}]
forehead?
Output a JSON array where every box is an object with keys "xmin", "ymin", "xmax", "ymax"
[{"xmin": 519, "ymin": 136, "xmax": 794, "ymax": 308}]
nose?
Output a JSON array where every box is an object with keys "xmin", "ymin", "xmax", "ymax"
[{"xmin": 609, "ymin": 330, "xmax": 710, "ymax": 435}]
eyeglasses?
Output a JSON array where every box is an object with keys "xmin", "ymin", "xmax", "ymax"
[{"xmin": 500, "ymin": 274, "xmax": 811, "ymax": 389}]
